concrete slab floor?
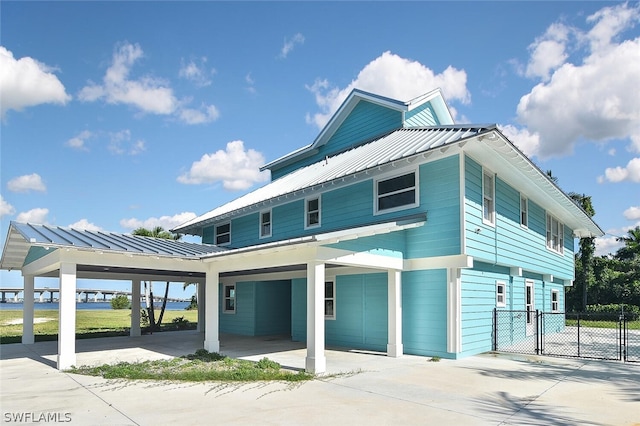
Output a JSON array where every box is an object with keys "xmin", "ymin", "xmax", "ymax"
[{"xmin": 1, "ymin": 331, "xmax": 639, "ymax": 425}]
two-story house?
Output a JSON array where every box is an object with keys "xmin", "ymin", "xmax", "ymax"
[{"xmin": 1, "ymin": 88, "xmax": 603, "ymax": 373}]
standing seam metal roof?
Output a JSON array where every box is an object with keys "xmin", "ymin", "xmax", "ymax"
[{"xmin": 174, "ymin": 125, "xmax": 493, "ymax": 232}]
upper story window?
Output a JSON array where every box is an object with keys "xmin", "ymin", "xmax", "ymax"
[
  {"xmin": 305, "ymin": 196, "xmax": 321, "ymax": 229},
  {"xmin": 216, "ymin": 222, "xmax": 231, "ymax": 246},
  {"xmin": 546, "ymin": 213, "xmax": 564, "ymax": 254},
  {"xmin": 482, "ymin": 170, "xmax": 495, "ymax": 225},
  {"xmin": 260, "ymin": 210, "xmax": 272, "ymax": 238},
  {"xmin": 375, "ymin": 170, "xmax": 418, "ymax": 214},
  {"xmin": 520, "ymin": 196, "xmax": 528, "ymax": 228}
]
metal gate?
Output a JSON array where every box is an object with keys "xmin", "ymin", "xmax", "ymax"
[{"xmin": 493, "ymin": 309, "xmax": 640, "ymax": 363}]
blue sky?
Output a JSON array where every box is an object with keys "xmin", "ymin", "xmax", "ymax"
[{"xmin": 1, "ymin": 1, "xmax": 639, "ymax": 298}]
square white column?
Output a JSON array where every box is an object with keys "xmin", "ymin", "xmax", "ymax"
[
  {"xmin": 130, "ymin": 279, "xmax": 141, "ymax": 337},
  {"xmin": 446, "ymin": 268, "xmax": 462, "ymax": 354},
  {"xmin": 387, "ymin": 269, "xmax": 403, "ymax": 357},
  {"xmin": 22, "ymin": 275, "xmax": 35, "ymax": 344},
  {"xmin": 305, "ymin": 261, "xmax": 326, "ymax": 374},
  {"xmin": 203, "ymin": 270, "xmax": 219, "ymax": 353},
  {"xmin": 57, "ymin": 263, "xmax": 77, "ymax": 370},
  {"xmin": 197, "ymin": 282, "xmax": 205, "ymax": 333}
]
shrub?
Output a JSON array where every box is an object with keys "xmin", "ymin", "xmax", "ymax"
[
  {"xmin": 110, "ymin": 294, "xmax": 131, "ymax": 310},
  {"xmin": 585, "ymin": 304, "xmax": 640, "ymax": 321},
  {"xmin": 171, "ymin": 316, "xmax": 190, "ymax": 330}
]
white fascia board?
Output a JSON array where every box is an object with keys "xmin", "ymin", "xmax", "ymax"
[
  {"xmin": 316, "ymin": 247, "xmax": 404, "ymax": 270},
  {"xmin": 404, "ymin": 254, "xmax": 474, "ymax": 271}
]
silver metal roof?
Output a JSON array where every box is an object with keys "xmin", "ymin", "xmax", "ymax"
[
  {"xmin": 0, "ymin": 222, "xmax": 226, "ymax": 271},
  {"xmin": 174, "ymin": 125, "xmax": 493, "ymax": 233}
]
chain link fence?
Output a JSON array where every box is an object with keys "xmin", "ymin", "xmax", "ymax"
[{"xmin": 493, "ymin": 309, "xmax": 639, "ymax": 363}]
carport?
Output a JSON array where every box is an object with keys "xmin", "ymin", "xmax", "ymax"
[{"xmin": 1, "ymin": 217, "xmax": 424, "ymax": 373}]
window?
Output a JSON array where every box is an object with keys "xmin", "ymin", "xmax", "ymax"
[
  {"xmin": 324, "ymin": 281, "xmax": 335, "ymax": 319},
  {"xmin": 215, "ymin": 223, "xmax": 231, "ymax": 246},
  {"xmin": 375, "ymin": 171, "xmax": 417, "ymax": 213},
  {"xmin": 305, "ymin": 196, "xmax": 321, "ymax": 228},
  {"xmin": 483, "ymin": 171, "xmax": 495, "ymax": 225},
  {"xmin": 551, "ymin": 290, "xmax": 559, "ymax": 312},
  {"xmin": 496, "ymin": 281, "xmax": 506, "ymax": 307},
  {"xmin": 260, "ymin": 210, "xmax": 272, "ymax": 238},
  {"xmin": 520, "ymin": 196, "xmax": 528, "ymax": 227},
  {"xmin": 223, "ymin": 284, "xmax": 235, "ymax": 314},
  {"xmin": 546, "ymin": 213, "xmax": 564, "ymax": 254}
]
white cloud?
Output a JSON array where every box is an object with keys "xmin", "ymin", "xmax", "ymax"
[
  {"xmin": 525, "ymin": 23, "xmax": 570, "ymax": 81},
  {"xmin": 599, "ymin": 157, "xmax": 640, "ymax": 183},
  {"xmin": 0, "ymin": 46, "xmax": 71, "ymax": 119},
  {"xmin": 78, "ymin": 42, "xmax": 178, "ymax": 115},
  {"xmin": 624, "ymin": 206, "xmax": 640, "ymax": 220},
  {"xmin": 595, "ymin": 234, "xmax": 624, "ymax": 256},
  {"xmin": 119, "ymin": 212, "xmax": 197, "ymax": 232},
  {"xmin": 0, "ymin": 195, "xmax": 16, "ymax": 218},
  {"xmin": 7, "ymin": 173, "xmax": 46, "ymax": 193},
  {"xmin": 516, "ymin": 3, "xmax": 640, "ymax": 159},
  {"xmin": 66, "ymin": 130, "xmax": 92, "ymax": 151},
  {"xmin": 498, "ymin": 124, "xmax": 541, "ymax": 158},
  {"xmin": 178, "ymin": 104, "xmax": 220, "ymax": 125},
  {"xmin": 16, "ymin": 208, "xmax": 49, "ymax": 224},
  {"xmin": 306, "ymin": 51, "xmax": 470, "ymax": 129},
  {"xmin": 179, "ymin": 57, "xmax": 214, "ymax": 87},
  {"xmin": 279, "ymin": 33, "xmax": 305, "ymax": 58},
  {"xmin": 108, "ymin": 130, "xmax": 146, "ymax": 155},
  {"xmin": 68, "ymin": 219, "xmax": 102, "ymax": 231},
  {"xmin": 178, "ymin": 140, "xmax": 269, "ymax": 190}
]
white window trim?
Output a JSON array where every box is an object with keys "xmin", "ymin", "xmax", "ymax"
[
  {"xmin": 520, "ymin": 195, "xmax": 528, "ymax": 228},
  {"xmin": 482, "ymin": 169, "xmax": 495, "ymax": 226},
  {"xmin": 546, "ymin": 213, "xmax": 564, "ymax": 255},
  {"xmin": 215, "ymin": 222, "xmax": 231, "ymax": 246},
  {"xmin": 496, "ymin": 281, "xmax": 506, "ymax": 308},
  {"xmin": 374, "ymin": 168, "xmax": 419, "ymax": 215},
  {"xmin": 222, "ymin": 283, "xmax": 236, "ymax": 314},
  {"xmin": 305, "ymin": 196, "xmax": 321, "ymax": 229},
  {"xmin": 325, "ymin": 279, "xmax": 336, "ymax": 320},
  {"xmin": 551, "ymin": 289, "xmax": 559, "ymax": 312},
  {"xmin": 259, "ymin": 209, "xmax": 272, "ymax": 239}
]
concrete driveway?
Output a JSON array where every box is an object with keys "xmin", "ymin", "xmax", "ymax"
[{"xmin": 1, "ymin": 331, "xmax": 639, "ymax": 425}]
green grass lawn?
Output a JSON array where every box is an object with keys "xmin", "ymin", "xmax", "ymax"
[{"xmin": 0, "ymin": 309, "xmax": 198, "ymax": 344}]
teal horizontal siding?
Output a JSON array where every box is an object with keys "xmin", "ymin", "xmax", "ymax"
[
  {"xmin": 219, "ymin": 282, "xmax": 255, "ymax": 336},
  {"xmin": 464, "ymin": 155, "xmax": 576, "ymax": 280},
  {"xmin": 291, "ymin": 278, "xmax": 306, "ymax": 342},
  {"xmin": 404, "ymin": 102, "xmax": 437, "ymax": 127},
  {"xmin": 406, "ymin": 155, "xmax": 461, "ymax": 258},
  {"xmin": 402, "ymin": 269, "xmax": 449, "ymax": 357},
  {"xmin": 255, "ymin": 281, "xmax": 291, "ymax": 336}
]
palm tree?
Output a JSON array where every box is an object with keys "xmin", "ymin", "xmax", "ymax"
[
  {"xmin": 132, "ymin": 226, "xmax": 180, "ymax": 331},
  {"xmin": 616, "ymin": 226, "xmax": 640, "ymax": 261}
]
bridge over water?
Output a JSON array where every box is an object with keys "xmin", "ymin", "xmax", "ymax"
[{"xmin": 0, "ymin": 287, "xmax": 189, "ymax": 303}]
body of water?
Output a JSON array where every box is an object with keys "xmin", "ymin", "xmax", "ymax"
[{"xmin": 0, "ymin": 301, "xmax": 191, "ymax": 311}]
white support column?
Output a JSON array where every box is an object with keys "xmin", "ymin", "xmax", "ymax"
[
  {"xmin": 22, "ymin": 275, "xmax": 35, "ymax": 344},
  {"xmin": 203, "ymin": 270, "xmax": 219, "ymax": 352},
  {"xmin": 446, "ymin": 268, "xmax": 462, "ymax": 354},
  {"xmin": 387, "ymin": 269, "xmax": 403, "ymax": 357},
  {"xmin": 197, "ymin": 282, "xmax": 205, "ymax": 333},
  {"xmin": 58, "ymin": 263, "xmax": 77, "ymax": 370},
  {"xmin": 130, "ymin": 279, "xmax": 141, "ymax": 337},
  {"xmin": 305, "ymin": 261, "xmax": 326, "ymax": 374}
]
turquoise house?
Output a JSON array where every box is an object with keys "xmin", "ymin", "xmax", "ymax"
[
  {"xmin": 1, "ymin": 88, "xmax": 603, "ymax": 373},
  {"xmin": 172, "ymin": 88, "xmax": 603, "ymax": 368}
]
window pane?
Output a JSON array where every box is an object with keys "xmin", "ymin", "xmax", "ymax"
[
  {"xmin": 225, "ymin": 298, "xmax": 235, "ymax": 311},
  {"xmin": 378, "ymin": 173, "xmax": 415, "ymax": 195},
  {"xmin": 325, "ymin": 282, "xmax": 333, "ymax": 298},
  {"xmin": 378, "ymin": 189, "xmax": 415, "ymax": 210},
  {"xmin": 308, "ymin": 198, "xmax": 319, "ymax": 211},
  {"xmin": 324, "ymin": 300, "xmax": 334, "ymax": 316},
  {"xmin": 308, "ymin": 211, "xmax": 319, "ymax": 225}
]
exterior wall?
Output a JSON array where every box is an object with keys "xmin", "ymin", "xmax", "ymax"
[
  {"xmin": 271, "ymin": 101, "xmax": 402, "ymax": 180},
  {"xmin": 402, "ymin": 269, "xmax": 448, "ymax": 358},
  {"xmin": 464, "ymin": 155, "xmax": 576, "ymax": 280},
  {"xmin": 219, "ymin": 280, "xmax": 291, "ymax": 336},
  {"xmin": 291, "ymin": 273, "xmax": 389, "ymax": 352},
  {"xmin": 404, "ymin": 102, "xmax": 438, "ymax": 127},
  {"xmin": 23, "ymin": 246, "xmax": 53, "ymax": 266}
]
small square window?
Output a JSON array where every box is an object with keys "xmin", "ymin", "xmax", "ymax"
[
  {"xmin": 496, "ymin": 281, "xmax": 506, "ymax": 307},
  {"xmin": 223, "ymin": 284, "xmax": 235, "ymax": 314},
  {"xmin": 375, "ymin": 171, "xmax": 418, "ymax": 213},
  {"xmin": 216, "ymin": 223, "xmax": 231, "ymax": 246}
]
